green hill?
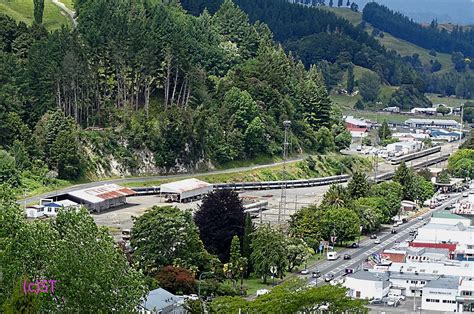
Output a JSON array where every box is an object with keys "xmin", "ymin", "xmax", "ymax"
[
  {"xmin": 321, "ymin": 7, "xmax": 463, "ymax": 74},
  {"xmin": 0, "ymin": 0, "xmax": 71, "ymax": 30}
]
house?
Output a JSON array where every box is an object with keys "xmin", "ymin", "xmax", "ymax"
[
  {"xmin": 430, "ymin": 211, "xmax": 471, "ymax": 227},
  {"xmin": 160, "ymin": 178, "xmax": 213, "ymax": 203},
  {"xmin": 411, "ymin": 107, "xmax": 438, "ymax": 115},
  {"xmin": 345, "ymin": 116, "xmax": 369, "ymax": 138},
  {"xmin": 343, "ymin": 271, "xmax": 390, "ymax": 300},
  {"xmin": 383, "ymin": 106, "xmax": 400, "ymax": 113},
  {"xmin": 405, "ymin": 118, "xmax": 461, "ymax": 130},
  {"xmin": 400, "ymin": 200, "xmax": 417, "ymax": 212},
  {"xmin": 67, "ymin": 184, "xmax": 135, "ymax": 213},
  {"xmin": 421, "ymin": 276, "xmax": 461, "ymax": 312},
  {"xmin": 139, "ymin": 288, "xmax": 185, "ymax": 314},
  {"xmin": 26, "ymin": 199, "xmax": 80, "ymax": 218}
]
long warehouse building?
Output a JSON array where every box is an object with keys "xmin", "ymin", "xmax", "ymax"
[{"xmin": 67, "ymin": 184, "xmax": 135, "ymax": 212}]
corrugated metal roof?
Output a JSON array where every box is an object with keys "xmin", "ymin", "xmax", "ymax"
[
  {"xmin": 405, "ymin": 119, "xmax": 459, "ymax": 126},
  {"xmin": 67, "ymin": 184, "xmax": 135, "ymax": 204},
  {"xmin": 160, "ymin": 178, "xmax": 212, "ymax": 194}
]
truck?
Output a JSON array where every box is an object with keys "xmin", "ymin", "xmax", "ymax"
[{"xmin": 327, "ymin": 251, "xmax": 339, "ymax": 260}]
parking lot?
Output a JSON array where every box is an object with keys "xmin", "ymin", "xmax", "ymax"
[{"xmin": 368, "ymin": 296, "xmax": 449, "ymax": 314}]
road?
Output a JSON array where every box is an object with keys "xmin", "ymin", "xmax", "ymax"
[
  {"xmin": 19, "ymin": 155, "xmax": 308, "ymax": 204},
  {"xmin": 303, "ymin": 193, "xmax": 463, "ymax": 286},
  {"xmin": 52, "ymin": 0, "xmax": 77, "ymax": 27}
]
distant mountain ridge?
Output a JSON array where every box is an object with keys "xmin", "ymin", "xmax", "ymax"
[{"xmin": 355, "ymin": 0, "xmax": 474, "ymax": 25}]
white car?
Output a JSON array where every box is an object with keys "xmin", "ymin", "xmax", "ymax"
[
  {"xmin": 463, "ymin": 192, "xmax": 469, "ymax": 197},
  {"xmin": 300, "ymin": 269, "xmax": 309, "ymax": 275},
  {"xmin": 256, "ymin": 289, "xmax": 270, "ymax": 297},
  {"xmin": 374, "ymin": 239, "xmax": 381, "ymax": 244}
]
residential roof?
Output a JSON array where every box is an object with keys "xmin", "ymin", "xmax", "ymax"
[
  {"xmin": 67, "ymin": 184, "xmax": 135, "ymax": 204},
  {"xmin": 405, "ymin": 119, "xmax": 460, "ymax": 126},
  {"xmin": 432, "ymin": 211, "xmax": 470, "ymax": 220},
  {"xmin": 392, "ymin": 133, "xmax": 430, "ymax": 139},
  {"xmin": 141, "ymin": 288, "xmax": 182, "ymax": 311},
  {"xmin": 160, "ymin": 178, "xmax": 212, "ymax": 194},
  {"xmin": 423, "ymin": 276, "xmax": 460, "ymax": 290},
  {"xmin": 350, "ymin": 271, "xmax": 389, "ymax": 282}
]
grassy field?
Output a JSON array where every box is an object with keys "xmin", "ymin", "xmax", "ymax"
[
  {"xmin": 426, "ymin": 94, "xmax": 471, "ymax": 107},
  {"xmin": 123, "ymin": 154, "xmax": 372, "ymax": 187},
  {"xmin": 0, "ymin": 0, "xmax": 71, "ymax": 30}
]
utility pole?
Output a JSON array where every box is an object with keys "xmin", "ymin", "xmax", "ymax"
[
  {"xmin": 459, "ymin": 104, "xmax": 464, "ymax": 143},
  {"xmin": 278, "ymin": 120, "xmax": 291, "ymax": 224}
]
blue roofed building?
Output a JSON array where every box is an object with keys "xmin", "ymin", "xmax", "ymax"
[{"xmin": 139, "ymin": 288, "xmax": 186, "ymax": 314}]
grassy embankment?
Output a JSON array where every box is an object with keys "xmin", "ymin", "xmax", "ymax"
[{"xmin": 0, "ymin": 0, "xmax": 71, "ymax": 30}]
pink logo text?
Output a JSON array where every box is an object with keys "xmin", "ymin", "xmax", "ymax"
[{"xmin": 23, "ymin": 279, "xmax": 58, "ymax": 295}]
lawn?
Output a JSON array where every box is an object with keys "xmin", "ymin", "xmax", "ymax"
[
  {"xmin": 0, "ymin": 0, "xmax": 71, "ymax": 30},
  {"xmin": 426, "ymin": 94, "xmax": 471, "ymax": 108}
]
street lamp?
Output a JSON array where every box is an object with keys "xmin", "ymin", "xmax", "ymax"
[{"xmin": 198, "ymin": 271, "xmax": 214, "ymax": 299}]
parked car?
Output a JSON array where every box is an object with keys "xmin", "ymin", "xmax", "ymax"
[
  {"xmin": 391, "ymin": 229, "xmax": 397, "ymax": 234},
  {"xmin": 324, "ymin": 274, "xmax": 334, "ymax": 282},
  {"xmin": 463, "ymin": 192, "xmax": 469, "ymax": 197},
  {"xmin": 300, "ymin": 269, "xmax": 309, "ymax": 275},
  {"xmin": 349, "ymin": 242, "xmax": 359, "ymax": 248},
  {"xmin": 370, "ymin": 234, "xmax": 377, "ymax": 239},
  {"xmin": 343, "ymin": 254, "xmax": 351, "ymax": 260},
  {"xmin": 369, "ymin": 298, "xmax": 383, "ymax": 304},
  {"xmin": 374, "ymin": 239, "xmax": 381, "ymax": 244},
  {"xmin": 417, "ymin": 216, "xmax": 423, "ymax": 220}
]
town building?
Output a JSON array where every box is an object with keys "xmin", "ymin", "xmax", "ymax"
[
  {"xmin": 25, "ymin": 199, "xmax": 80, "ymax": 218},
  {"xmin": 405, "ymin": 118, "xmax": 461, "ymax": 130},
  {"xmin": 389, "ymin": 272, "xmax": 440, "ymax": 297},
  {"xmin": 345, "ymin": 116, "xmax": 369, "ymax": 138},
  {"xmin": 392, "ymin": 132, "xmax": 430, "ymax": 142},
  {"xmin": 410, "ymin": 107, "xmax": 438, "ymax": 115},
  {"xmin": 343, "ymin": 271, "xmax": 390, "ymax": 299},
  {"xmin": 430, "ymin": 129, "xmax": 463, "ymax": 142},
  {"xmin": 386, "ymin": 141, "xmax": 422, "ymax": 155},
  {"xmin": 160, "ymin": 178, "xmax": 213, "ymax": 203},
  {"xmin": 66, "ymin": 184, "xmax": 135, "ymax": 213},
  {"xmin": 430, "ymin": 211, "xmax": 471, "ymax": 227},
  {"xmin": 415, "ymin": 223, "xmax": 474, "ymax": 247},
  {"xmin": 386, "ymin": 261, "xmax": 474, "ymax": 278},
  {"xmin": 458, "ymin": 277, "xmax": 474, "ymax": 312},
  {"xmin": 382, "ymin": 106, "xmax": 400, "ymax": 113},
  {"xmin": 138, "ymin": 288, "xmax": 185, "ymax": 314},
  {"xmin": 421, "ymin": 276, "xmax": 461, "ymax": 312}
]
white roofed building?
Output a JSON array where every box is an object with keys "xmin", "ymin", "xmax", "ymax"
[
  {"xmin": 160, "ymin": 178, "xmax": 213, "ymax": 203},
  {"xmin": 67, "ymin": 184, "xmax": 135, "ymax": 212},
  {"xmin": 405, "ymin": 118, "xmax": 461, "ymax": 130}
]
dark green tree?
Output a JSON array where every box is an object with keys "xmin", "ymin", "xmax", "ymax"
[
  {"xmin": 242, "ymin": 213, "xmax": 253, "ymax": 261},
  {"xmin": 354, "ymin": 99, "xmax": 364, "ymax": 110},
  {"xmin": 378, "ymin": 120, "xmax": 392, "ymax": 141},
  {"xmin": 194, "ymin": 190, "xmax": 245, "ymax": 262},
  {"xmin": 393, "ymin": 162, "xmax": 416, "ymax": 200},
  {"xmin": 315, "ymin": 126, "xmax": 335, "ymax": 153},
  {"xmin": 436, "ymin": 169, "xmax": 451, "ymax": 184},
  {"xmin": 346, "ymin": 64, "xmax": 355, "ymax": 93},
  {"xmin": 329, "ymin": 0, "xmax": 334, "ymax": 7},
  {"xmin": 358, "ymin": 72, "xmax": 380, "ymax": 102},
  {"xmin": 33, "ymin": 0, "xmax": 45, "ymax": 24},
  {"xmin": 321, "ymin": 184, "xmax": 349, "ymax": 208},
  {"xmin": 347, "ymin": 172, "xmax": 371, "ymax": 199}
]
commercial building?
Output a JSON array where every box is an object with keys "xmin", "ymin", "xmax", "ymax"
[
  {"xmin": 421, "ymin": 276, "xmax": 461, "ymax": 312},
  {"xmin": 415, "ymin": 223, "xmax": 474, "ymax": 247},
  {"xmin": 392, "ymin": 132, "xmax": 430, "ymax": 142},
  {"xmin": 410, "ymin": 107, "xmax": 438, "ymax": 115},
  {"xmin": 67, "ymin": 184, "xmax": 135, "ymax": 213},
  {"xmin": 389, "ymin": 273, "xmax": 440, "ymax": 297},
  {"xmin": 430, "ymin": 211, "xmax": 471, "ymax": 227},
  {"xmin": 160, "ymin": 178, "xmax": 213, "ymax": 203},
  {"xmin": 386, "ymin": 141, "xmax": 422, "ymax": 155},
  {"xmin": 138, "ymin": 288, "xmax": 185, "ymax": 314},
  {"xmin": 405, "ymin": 118, "xmax": 461, "ymax": 130},
  {"xmin": 387, "ymin": 261, "xmax": 474, "ymax": 278},
  {"xmin": 430, "ymin": 129, "xmax": 463, "ymax": 142},
  {"xmin": 458, "ymin": 277, "xmax": 474, "ymax": 312},
  {"xmin": 343, "ymin": 271, "xmax": 390, "ymax": 300}
]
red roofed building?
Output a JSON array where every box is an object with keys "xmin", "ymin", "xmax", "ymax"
[{"xmin": 67, "ymin": 184, "xmax": 135, "ymax": 212}]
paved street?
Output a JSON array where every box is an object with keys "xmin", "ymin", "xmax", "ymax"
[{"xmin": 301, "ymin": 193, "xmax": 463, "ymax": 286}]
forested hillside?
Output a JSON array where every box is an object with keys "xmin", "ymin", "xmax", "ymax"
[
  {"xmin": 0, "ymin": 0, "xmax": 352, "ymax": 191},
  {"xmin": 181, "ymin": 0, "xmax": 473, "ymax": 99},
  {"xmin": 363, "ymin": 2, "xmax": 474, "ymax": 57}
]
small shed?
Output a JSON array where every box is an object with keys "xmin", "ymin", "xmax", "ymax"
[
  {"xmin": 67, "ymin": 184, "xmax": 135, "ymax": 213},
  {"xmin": 160, "ymin": 178, "xmax": 213, "ymax": 203}
]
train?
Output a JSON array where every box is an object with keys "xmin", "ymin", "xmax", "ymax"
[{"xmin": 390, "ymin": 146, "xmax": 441, "ymax": 165}]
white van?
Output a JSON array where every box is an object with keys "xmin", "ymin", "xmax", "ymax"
[{"xmin": 327, "ymin": 251, "xmax": 339, "ymax": 260}]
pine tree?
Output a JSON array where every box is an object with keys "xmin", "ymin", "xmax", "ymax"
[
  {"xmin": 338, "ymin": 0, "xmax": 343, "ymax": 7},
  {"xmin": 346, "ymin": 64, "xmax": 355, "ymax": 93},
  {"xmin": 346, "ymin": 0, "xmax": 350, "ymax": 6},
  {"xmin": 378, "ymin": 120, "xmax": 392, "ymax": 141},
  {"xmin": 229, "ymin": 235, "xmax": 241, "ymax": 278},
  {"xmin": 329, "ymin": 0, "xmax": 334, "ymax": 7},
  {"xmin": 355, "ymin": 99, "xmax": 364, "ymax": 110},
  {"xmin": 33, "ymin": 0, "xmax": 45, "ymax": 24},
  {"xmin": 242, "ymin": 213, "xmax": 253, "ymax": 276},
  {"xmin": 304, "ymin": 66, "xmax": 332, "ymax": 130}
]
